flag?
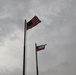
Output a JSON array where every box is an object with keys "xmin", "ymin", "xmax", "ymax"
[
  {"xmin": 36, "ymin": 44, "xmax": 47, "ymax": 51},
  {"xmin": 27, "ymin": 16, "xmax": 41, "ymax": 30}
]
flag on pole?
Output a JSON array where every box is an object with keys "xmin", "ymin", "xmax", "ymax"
[
  {"xmin": 36, "ymin": 44, "xmax": 47, "ymax": 51},
  {"xmin": 27, "ymin": 16, "xmax": 41, "ymax": 30}
]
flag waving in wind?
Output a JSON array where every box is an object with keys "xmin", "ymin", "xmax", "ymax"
[
  {"xmin": 27, "ymin": 16, "xmax": 41, "ymax": 30},
  {"xmin": 36, "ymin": 44, "xmax": 47, "ymax": 51}
]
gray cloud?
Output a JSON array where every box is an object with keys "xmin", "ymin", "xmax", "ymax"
[
  {"xmin": 0, "ymin": 68, "xmax": 22, "ymax": 75},
  {"xmin": 0, "ymin": 0, "xmax": 32, "ymax": 42},
  {"xmin": 0, "ymin": 0, "xmax": 76, "ymax": 75}
]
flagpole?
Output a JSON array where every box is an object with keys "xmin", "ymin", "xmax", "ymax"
[
  {"xmin": 35, "ymin": 43, "xmax": 39, "ymax": 75},
  {"xmin": 23, "ymin": 20, "xmax": 27, "ymax": 75}
]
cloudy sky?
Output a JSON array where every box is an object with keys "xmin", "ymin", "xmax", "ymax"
[{"xmin": 0, "ymin": 0, "xmax": 76, "ymax": 75}]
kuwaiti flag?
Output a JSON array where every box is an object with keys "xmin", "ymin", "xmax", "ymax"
[
  {"xmin": 36, "ymin": 44, "xmax": 47, "ymax": 51},
  {"xmin": 27, "ymin": 16, "xmax": 41, "ymax": 30}
]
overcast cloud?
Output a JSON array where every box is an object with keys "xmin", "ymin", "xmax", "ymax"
[{"xmin": 0, "ymin": 0, "xmax": 76, "ymax": 75}]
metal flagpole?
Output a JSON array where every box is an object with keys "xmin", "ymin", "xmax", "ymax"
[
  {"xmin": 23, "ymin": 20, "xmax": 27, "ymax": 75},
  {"xmin": 35, "ymin": 43, "xmax": 39, "ymax": 75}
]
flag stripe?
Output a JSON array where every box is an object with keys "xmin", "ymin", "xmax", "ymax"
[
  {"xmin": 37, "ymin": 45, "xmax": 45, "ymax": 49},
  {"xmin": 32, "ymin": 17, "xmax": 37, "ymax": 25},
  {"xmin": 37, "ymin": 48, "xmax": 45, "ymax": 51},
  {"xmin": 31, "ymin": 16, "xmax": 40, "ymax": 26},
  {"xmin": 36, "ymin": 44, "xmax": 47, "ymax": 52},
  {"xmin": 27, "ymin": 16, "xmax": 41, "ymax": 30}
]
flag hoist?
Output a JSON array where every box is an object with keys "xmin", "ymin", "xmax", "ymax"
[{"xmin": 23, "ymin": 16, "xmax": 41, "ymax": 75}]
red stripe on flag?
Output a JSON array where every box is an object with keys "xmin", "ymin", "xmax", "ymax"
[
  {"xmin": 37, "ymin": 48, "xmax": 45, "ymax": 51},
  {"xmin": 32, "ymin": 16, "xmax": 41, "ymax": 26}
]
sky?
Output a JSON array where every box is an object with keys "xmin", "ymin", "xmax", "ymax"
[{"xmin": 0, "ymin": 0, "xmax": 76, "ymax": 75}]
